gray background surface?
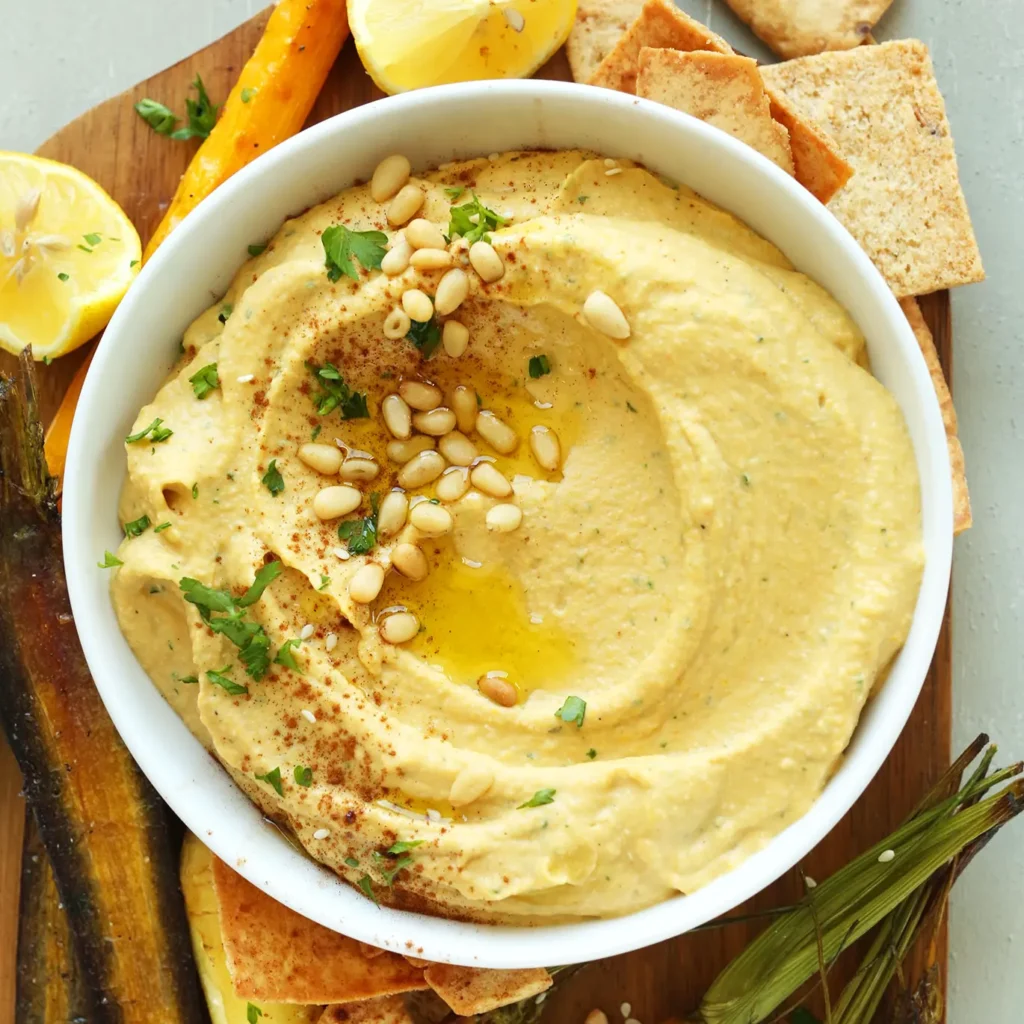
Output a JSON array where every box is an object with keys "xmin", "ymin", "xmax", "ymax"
[{"xmin": 2, "ymin": 0, "xmax": 1020, "ymax": 1019}]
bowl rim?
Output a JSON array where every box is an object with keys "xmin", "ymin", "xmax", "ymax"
[{"xmin": 63, "ymin": 78, "xmax": 953, "ymax": 969}]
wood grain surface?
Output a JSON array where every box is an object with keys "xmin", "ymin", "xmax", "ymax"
[{"xmin": 0, "ymin": 11, "xmax": 953, "ymax": 1022}]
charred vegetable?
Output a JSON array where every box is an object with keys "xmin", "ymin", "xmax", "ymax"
[{"xmin": 0, "ymin": 350, "xmax": 205, "ymax": 1024}]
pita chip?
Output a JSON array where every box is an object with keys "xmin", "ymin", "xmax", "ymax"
[
  {"xmin": 422, "ymin": 964, "xmax": 552, "ymax": 1016},
  {"xmin": 582, "ymin": 0, "xmax": 851, "ymax": 202},
  {"xmin": 723, "ymin": 0, "xmax": 894, "ymax": 59},
  {"xmin": 762, "ymin": 41, "xmax": 984, "ymax": 297},
  {"xmin": 212, "ymin": 857, "xmax": 426, "ymax": 1004},
  {"xmin": 319, "ymin": 996, "xmax": 414, "ymax": 1024},
  {"xmin": 637, "ymin": 48, "xmax": 794, "ymax": 174},
  {"xmin": 567, "ymin": 0, "xmax": 646, "ymax": 84},
  {"xmin": 900, "ymin": 297, "xmax": 972, "ymax": 534}
]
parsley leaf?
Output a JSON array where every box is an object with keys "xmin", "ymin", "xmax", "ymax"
[
  {"xmin": 98, "ymin": 551, "xmax": 123, "ymax": 568},
  {"xmin": 133, "ymin": 97, "xmax": 179, "ymax": 135},
  {"xmin": 254, "ymin": 766, "xmax": 283, "ymax": 796},
  {"xmin": 189, "ymin": 363, "xmax": 220, "ymax": 399},
  {"xmin": 192, "ymin": 482, "xmax": 199, "ymax": 499},
  {"xmin": 274, "ymin": 638, "xmax": 304, "ymax": 674},
  {"xmin": 444, "ymin": 186, "xmax": 465, "ymax": 200},
  {"xmin": 373, "ymin": 851, "xmax": 414, "ymax": 886},
  {"xmin": 386, "ymin": 839, "xmax": 424, "ymax": 855},
  {"xmin": 238, "ymin": 560, "xmax": 283, "ymax": 606},
  {"xmin": 448, "ymin": 191, "xmax": 506, "ymax": 244},
  {"xmin": 261, "ymin": 459, "xmax": 284, "ymax": 496},
  {"xmin": 218, "ymin": 304, "xmax": 232, "ymax": 324},
  {"xmin": 247, "ymin": 242, "xmax": 267, "ymax": 257},
  {"xmin": 357, "ymin": 874, "xmax": 378, "ymax": 903},
  {"xmin": 406, "ymin": 315, "xmax": 441, "ymax": 358},
  {"xmin": 125, "ymin": 417, "xmax": 173, "ymax": 444},
  {"xmin": 175, "ymin": 673, "xmax": 199, "ymax": 684},
  {"xmin": 83, "ymin": 232, "xmax": 102, "ymax": 247},
  {"xmin": 57, "ymin": 272, "xmax": 69, "ymax": 281},
  {"xmin": 555, "ymin": 695, "xmax": 586, "ymax": 728},
  {"xmin": 338, "ymin": 492, "xmax": 379, "ymax": 555},
  {"xmin": 318, "ymin": 574, "xmax": 330, "ymax": 591},
  {"xmin": 154, "ymin": 521, "xmax": 172, "ymax": 533},
  {"xmin": 123, "ymin": 514, "xmax": 151, "ymax": 538},
  {"xmin": 247, "ymin": 1004, "xmax": 263, "ymax": 1024},
  {"xmin": 321, "ymin": 225, "xmax": 388, "ymax": 282},
  {"xmin": 241, "ymin": 87, "xmax": 256, "ymax": 104},
  {"xmin": 344, "ymin": 855, "xmax": 359, "ymax": 868},
  {"xmin": 586, "ymin": 748, "xmax": 597, "ymax": 759},
  {"xmin": 306, "ymin": 361, "xmax": 369, "ymax": 419},
  {"xmin": 293, "ymin": 765, "xmax": 313, "ymax": 787},
  {"xmin": 528, "ymin": 354, "xmax": 551, "ymax": 378},
  {"xmin": 207, "ymin": 666, "xmax": 248, "ymax": 696},
  {"xmin": 577, "ymin": 195, "xmax": 589, "ymax": 204},
  {"xmin": 170, "ymin": 75, "xmax": 218, "ymax": 140},
  {"xmin": 518, "ymin": 788, "xmax": 555, "ymax": 809}
]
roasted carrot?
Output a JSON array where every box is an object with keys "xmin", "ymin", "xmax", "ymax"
[{"xmin": 44, "ymin": 0, "xmax": 349, "ymax": 484}]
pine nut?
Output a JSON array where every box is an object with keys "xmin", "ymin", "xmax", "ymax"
[
  {"xmin": 452, "ymin": 385, "xmax": 478, "ymax": 433},
  {"xmin": 298, "ymin": 442, "xmax": 343, "ymax": 475},
  {"xmin": 486, "ymin": 503, "xmax": 522, "ymax": 532},
  {"xmin": 449, "ymin": 766, "xmax": 495, "ymax": 807},
  {"xmin": 383, "ymin": 307, "xmax": 411, "ymax": 339},
  {"xmin": 435, "ymin": 466, "xmax": 470, "ymax": 502},
  {"xmin": 478, "ymin": 672, "xmax": 517, "ymax": 707},
  {"xmin": 340, "ymin": 457, "xmax": 379, "ymax": 482},
  {"xmin": 434, "ymin": 268, "xmax": 469, "ymax": 315},
  {"xmin": 399, "ymin": 379, "xmax": 442, "ymax": 411},
  {"xmin": 387, "ymin": 183, "xmax": 424, "ymax": 226},
  {"xmin": 442, "ymin": 319, "xmax": 469, "ymax": 357},
  {"xmin": 405, "ymin": 218, "xmax": 446, "ymax": 250},
  {"xmin": 529, "ymin": 425, "xmax": 561, "ymax": 471},
  {"xmin": 409, "ymin": 500, "xmax": 453, "ymax": 536},
  {"xmin": 402, "ymin": 288, "xmax": 433, "ymax": 323},
  {"xmin": 370, "ymin": 154, "xmax": 411, "ymax": 203},
  {"xmin": 475, "ymin": 410, "xmax": 518, "ymax": 454},
  {"xmin": 379, "ymin": 610, "xmax": 419, "ymax": 644},
  {"xmin": 470, "ymin": 462, "xmax": 512, "ymax": 498},
  {"xmin": 391, "ymin": 542, "xmax": 428, "ymax": 580},
  {"xmin": 349, "ymin": 562, "xmax": 385, "ymax": 604},
  {"xmin": 438, "ymin": 430, "xmax": 477, "ymax": 466},
  {"xmin": 412, "ymin": 407, "xmax": 457, "ymax": 436},
  {"xmin": 381, "ymin": 393, "xmax": 412, "ymax": 439},
  {"xmin": 387, "ymin": 436, "xmax": 435, "ymax": 463},
  {"xmin": 469, "ymin": 240, "xmax": 504, "ymax": 282},
  {"xmin": 583, "ymin": 289, "xmax": 630, "ymax": 340},
  {"xmin": 313, "ymin": 485, "xmax": 362, "ymax": 520},
  {"xmin": 378, "ymin": 490, "xmax": 409, "ymax": 537},
  {"xmin": 410, "ymin": 248, "xmax": 453, "ymax": 270},
  {"xmin": 381, "ymin": 233, "xmax": 412, "ymax": 276},
  {"xmin": 397, "ymin": 450, "xmax": 446, "ymax": 488}
]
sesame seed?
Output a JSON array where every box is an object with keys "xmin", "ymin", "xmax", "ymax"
[
  {"xmin": 300, "ymin": 623, "xmax": 315, "ymax": 640},
  {"xmin": 301, "ymin": 708, "xmax": 316, "ymax": 724},
  {"xmin": 503, "ymin": 7, "xmax": 525, "ymax": 31},
  {"xmin": 878, "ymin": 849, "xmax": 896, "ymax": 863},
  {"xmin": 426, "ymin": 808, "xmax": 442, "ymax": 821},
  {"xmin": 313, "ymin": 828, "xmax": 330, "ymax": 840},
  {"xmin": 530, "ymin": 612, "xmax": 544, "ymax": 624},
  {"xmin": 325, "ymin": 632, "xmax": 338, "ymax": 652},
  {"xmin": 462, "ymin": 557, "xmax": 483, "ymax": 568},
  {"xmin": 805, "ymin": 876, "xmax": 817, "ymax": 889},
  {"xmin": 605, "ymin": 168, "xmax": 624, "ymax": 177},
  {"xmin": 620, "ymin": 1004, "xmax": 632, "ymax": 1018},
  {"xmin": 604, "ymin": 158, "xmax": 617, "ymax": 168},
  {"xmin": 236, "ymin": 373, "xmax": 254, "ymax": 383},
  {"xmin": 332, "ymin": 547, "xmax": 351, "ymax": 560}
]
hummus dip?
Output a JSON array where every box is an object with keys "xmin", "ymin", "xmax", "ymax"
[{"xmin": 112, "ymin": 150, "xmax": 923, "ymax": 922}]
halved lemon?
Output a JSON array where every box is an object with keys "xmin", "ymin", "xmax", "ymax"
[
  {"xmin": 349, "ymin": 0, "xmax": 577, "ymax": 94},
  {"xmin": 0, "ymin": 151, "xmax": 141, "ymax": 360}
]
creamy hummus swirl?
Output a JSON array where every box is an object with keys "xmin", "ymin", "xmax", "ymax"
[{"xmin": 112, "ymin": 151, "xmax": 923, "ymax": 922}]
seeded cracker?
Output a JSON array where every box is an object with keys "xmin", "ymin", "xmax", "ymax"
[
  {"xmin": 567, "ymin": 0, "xmax": 646, "ymax": 84},
  {"xmin": 722, "ymin": 0, "xmax": 895, "ymax": 59},
  {"xmin": 636, "ymin": 48, "xmax": 794, "ymax": 174},
  {"xmin": 762, "ymin": 41, "xmax": 984, "ymax": 297},
  {"xmin": 582, "ymin": 0, "xmax": 852, "ymax": 203},
  {"xmin": 900, "ymin": 297, "xmax": 972, "ymax": 534},
  {"xmin": 422, "ymin": 963, "xmax": 553, "ymax": 1016}
]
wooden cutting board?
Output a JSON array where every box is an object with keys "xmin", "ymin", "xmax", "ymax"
[{"xmin": 0, "ymin": 10, "xmax": 953, "ymax": 1023}]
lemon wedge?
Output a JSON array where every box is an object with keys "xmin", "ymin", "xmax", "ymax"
[
  {"xmin": 349, "ymin": 0, "xmax": 577, "ymax": 94},
  {"xmin": 0, "ymin": 152, "xmax": 141, "ymax": 360}
]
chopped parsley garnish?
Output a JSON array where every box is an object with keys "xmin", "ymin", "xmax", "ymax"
[
  {"xmin": 448, "ymin": 191, "xmax": 506, "ymax": 244},
  {"xmin": 130, "ymin": 259, "xmax": 139, "ymax": 267},
  {"xmin": 154, "ymin": 521, "xmax": 172, "ymax": 533},
  {"xmin": 123, "ymin": 514, "xmax": 151, "ymax": 538},
  {"xmin": 357, "ymin": 874, "xmax": 378, "ymax": 903},
  {"xmin": 555, "ymin": 695, "xmax": 586, "ymax": 728},
  {"xmin": 218, "ymin": 304, "xmax": 233, "ymax": 324},
  {"xmin": 321, "ymin": 224, "xmax": 388, "ymax": 281},
  {"xmin": 189, "ymin": 362, "xmax": 220, "ymax": 399},
  {"xmin": 373, "ymin": 852, "xmax": 414, "ymax": 886},
  {"xmin": 318, "ymin": 574, "xmax": 330, "ymax": 591},
  {"xmin": 626, "ymin": 401, "xmax": 638, "ymax": 413},
  {"xmin": 305, "ymin": 361, "xmax": 369, "ymax": 419},
  {"xmin": 254, "ymin": 766, "xmax": 283, "ymax": 796},
  {"xmin": 179, "ymin": 561, "xmax": 282, "ymax": 679},
  {"xmin": 444, "ymin": 186, "xmax": 465, "ymax": 200},
  {"xmin": 192, "ymin": 482, "xmax": 199, "ymax": 499},
  {"xmin": 261, "ymin": 459, "xmax": 284, "ymax": 496},
  {"xmin": 241, "ymin": 87, "xmax": 256, "ymax": 104},
  {"xmin": 274, "ymin": 638, "xmax": 304, "ymax": 674},
  {"xmin": 247, "ymin": 241, "xmax": 267, "ymax": 256},
  {"xmin": 577, "ymin": 195, "xmax": 589, "ymax": 204},
  {"xmin": 178, "ymin": 674, "xmax": 199, "ymax": 684},
  {"xmin": 97, "ymin": 551, "xmax": 123, "ymax": 568},
  {"xmin": 247, "ymin": 1004, "xmax": 263, "ymax": 1024},
  {"xmin": 528, "ymin": 354, "xmax": 551, "ymax": 378},
  {"xmin": 125, "ymin": 417, "xmax": 173, "ymax": 443},
  {"xmin": 57, "ymin": 271, "xmax": 70, "ymax": 281},
  {"xmin": 344, "ymin": 855, "xmax": 360, "ymax": 868},
  {"xmin": 133, "ymin": 97, "xmax": 179, "ymax": 135},
  {"xmin": 338, "ymin": 492, "xmax": 379, "ymax": 555},
  {"xmin": 134, "ymin": 75, "xmax": 217, "ymax": 140},
  {"xmin": 293, "ymin": 765, "xmax": 313, "ymax": 787},
  {"xmin": 386, "ymin": 839, "xmax": 424, "ymax": 855},
  {"xmin": 207, "ymin": 666, "xmax": 248, "ymax": 696},
  {"xmin": 518, "ymin": 788, "xmax": 555, "ymax": 809},
  {"xmin": 586, "ymin": 748, "xmax": 597, "ymax": 759},
  {"xmin": 311, "ymin": 425, "xmax": 322, "ymax": 441},
  {"xmin": 83, "ymin": 232, "xmax": 102, "ymax": 247},
  {"xmin": 77, "ymin": 244, "xmax": 94, "ymax": 254},
  {"xmin": 406, "ymin": 314, "xmax": 441, "ymax": 358}
]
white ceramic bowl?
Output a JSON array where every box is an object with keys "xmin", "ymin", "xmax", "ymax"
[{"xmin": 63, "ymin": 80, "xmax": 952, "ymax": 969}]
